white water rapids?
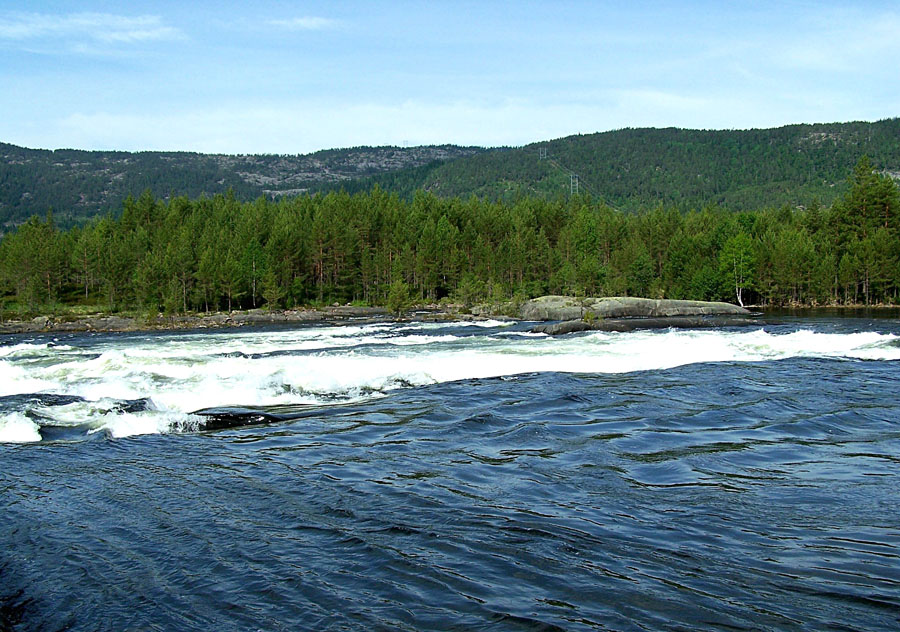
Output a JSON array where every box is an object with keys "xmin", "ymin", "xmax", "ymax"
[{"xmin": 2, "ymin": 319, "xmax": 899, "ymax": 442}]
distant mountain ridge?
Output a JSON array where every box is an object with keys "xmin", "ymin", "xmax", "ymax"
[
  {"xmin": 0, "ymin": 143, "xmax": 483, "ymax": 227},
  {"xmin": 346, "ymin": 119, "xmax": 900, "ymax": 211},
  {"xmin": 2, "ymin": 119, "xmax": 899, "ymax": 227}
]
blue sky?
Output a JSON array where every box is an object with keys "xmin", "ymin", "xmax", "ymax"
[{"xmin": 1, "ymin": 1, "xmax": 898, "ymax": 154}]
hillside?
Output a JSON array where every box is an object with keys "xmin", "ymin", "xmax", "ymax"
[
  {"xmin": 2, "ymin": 119, "xmax": 899, "ymax": 227},
  {"xmin": 331, "ymin": 119, "xmax": 900, "ymax": 210},
  {"xmin": 0, "ymin": 143, "xmax": 482, "ymax": 227}
]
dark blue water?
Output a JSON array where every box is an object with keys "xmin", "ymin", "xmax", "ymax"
[{"xmin": 2, "ymin": 317, "xmax": 900, "ymax": 631}]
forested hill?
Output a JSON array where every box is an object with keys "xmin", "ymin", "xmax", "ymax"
[
  {"xmin": 338, "ymin": 119, "xmax": 900, "ymax": 210},
  {"xmin": 2, "ymin": 119, "xmax": 899, "ymax": 227},
  {"xmin": 0, "ymin": 143, "xmax": 482, "ymax": 227}
]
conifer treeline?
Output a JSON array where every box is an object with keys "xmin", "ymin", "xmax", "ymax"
[{"xmin": 1, "ymin": 158, "xmax": 898, "ymax": 315}]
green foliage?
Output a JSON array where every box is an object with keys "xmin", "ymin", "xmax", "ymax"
[
  {"xmin": 1, "ymin": 156, "xmax": 899, "ymax": 315},
  {"xmin": 418, "ymin": 119, "xmax": 900, "ymax": 211},
  {"xmin": 262, "ymin": 267, "xmax": 285, "ymax": 310},
  {"xmin": 4, "ymin": 121, "xmax": 900, "ymax": 229},
  {"xmin": 718, "ymin": 232, "xmax": 756, "ymax": 307},
  {"xmin": 452, "ymin": 273, "xmax": 486, "ymax": 308},
  {"xmin": 0, "ymin": 143, "xmax": 481, "ymax": 227},
  {"xmin": 386, "ymin": 279, "xmax": 411, "ymax": 315}
]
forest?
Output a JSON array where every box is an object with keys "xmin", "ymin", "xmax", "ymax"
[
  {"xmin": 0, "ymin": 143, "xmax": 479, "ymax": 227},
  {"xmin": 333, "ymin": 119, "xmax": 900, "ymax": 210},
  {"xmin": 0, "ymin": 157, "xmax": 898, "ymax": 317},
  {"xmin": 3, "ymin": 119, "xmax": 899, "ymax": 230}
]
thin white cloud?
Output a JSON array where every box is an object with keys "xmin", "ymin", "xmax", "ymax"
[
  {"xmin": 776, "ymin": 10, "xmax": 900, "ymax": 73},
  {"xmin": 0, "ymin": 12, "xmax": 183, "ymax": 44},
  {"xmin": 268, "ymin": 17, "xmax": 340, "ymax": 31}
]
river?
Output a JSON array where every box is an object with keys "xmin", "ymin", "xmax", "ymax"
[{"xmin": 2, "ymin": 315, "xmax": 899, "ymax": 630}]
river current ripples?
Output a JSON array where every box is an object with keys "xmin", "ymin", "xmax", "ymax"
[{"xmin": 2, "ymin": 315, "xmax": 900, "ymax": 630}]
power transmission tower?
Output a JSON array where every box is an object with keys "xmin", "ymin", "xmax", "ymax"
[
  {"xmin": 538, "ymin": 147, "xmax": 547, "ymax": 160},
  {"xmin": 570, "ymin": 174, "xmax": 579, "ymax": 196}
]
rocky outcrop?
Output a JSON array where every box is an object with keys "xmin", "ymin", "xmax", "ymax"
[
  {"xmin": 520, "ymin": 296, "xmax": 750, "ymax": 321},
  {"xmin": 518, "ymin": 296, "xmax": 586, "ymax": 321},
  {"xmin": 520, "ymin": 295, "xmax": 757, "ymax": 335}
]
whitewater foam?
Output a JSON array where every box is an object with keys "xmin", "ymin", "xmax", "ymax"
[
  {"xmin": 2, "ymin": 321, "xmax": 898, "ymax": 441},
  {"xmin": 89, "ymin": 411, "xmax": 203, "ymax": 439},
  {"xmin": 0, "ymin": 412, "xmax": 42, "ymax": 443}
]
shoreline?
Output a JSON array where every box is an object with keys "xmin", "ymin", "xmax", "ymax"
[
  {"xmin": 0, "ymin": 305, "xmax": 483, "ymax": 336},
  {"xmin": 1, "ymin": 301, "xmax": 898, "ymax": 337}
]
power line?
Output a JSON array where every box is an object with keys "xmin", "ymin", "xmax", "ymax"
[{"xmin": 538, "ymin": 149, "xmax": 622, "ymax": 211}]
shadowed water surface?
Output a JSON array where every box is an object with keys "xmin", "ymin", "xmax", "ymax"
[{"xmin": 2, "ymin": 317, "xmax": 900, "ymax": 630}]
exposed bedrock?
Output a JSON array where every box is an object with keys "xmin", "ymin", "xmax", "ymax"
[
  {"xmin": 520, "ymin": 295, "xmax": 751, "ymax": 321},
  {"xmin": 521, "ymin": 295, "xmax": 758, "ymax": 335}
]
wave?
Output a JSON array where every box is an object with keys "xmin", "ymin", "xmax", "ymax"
[
  {"xmin": 0, "ymin": 411, "xmax": 42, "ymax": 443},
  {"xmin": 0, "ymin": 341, "xmax": 77, "ymax": 358},
  {"xmin": 90, "ymin": 410, "xmax": 203, "ymax": 439}
]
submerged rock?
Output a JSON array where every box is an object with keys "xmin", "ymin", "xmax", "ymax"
[
  {"xmin": 532, "ymin": 315, "xmax": 761, "ymax": 335},
  {"xmin": 532, "ymin": 320, "xmax": 595, "ymax": 335}
]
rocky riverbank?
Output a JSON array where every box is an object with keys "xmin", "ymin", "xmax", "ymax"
[
  {"xmin": 0, "ymin": 306, "xmax": 404, "ymax": 335},
  {"xmin": 0, "ymin": 295, "xmax": 758, "ymax": 336}
]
